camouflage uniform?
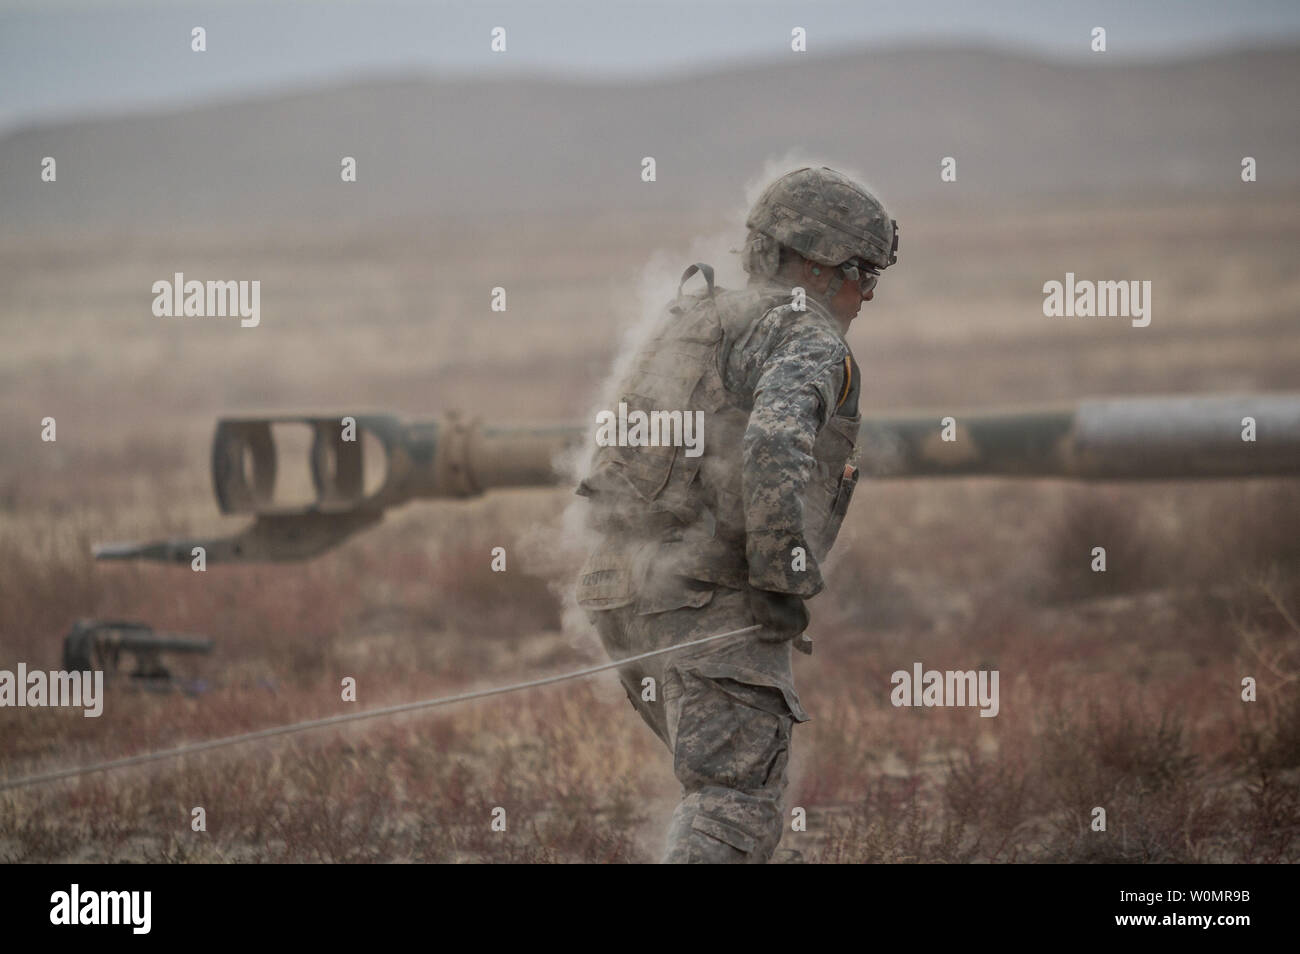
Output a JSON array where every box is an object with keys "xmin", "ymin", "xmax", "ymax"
[{"xmin": 575, "ymin": 167, "xmax": 897, "ymax": 863}]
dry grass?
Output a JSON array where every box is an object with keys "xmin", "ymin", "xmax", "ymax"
[{"xmin": 3, "ymin": 477, "xmax": 1297, "ymax": 863}]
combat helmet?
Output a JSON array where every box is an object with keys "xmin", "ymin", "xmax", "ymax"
[{"xmin": 746, "ymin": 166, "xmax": 898, "ymax": 271}]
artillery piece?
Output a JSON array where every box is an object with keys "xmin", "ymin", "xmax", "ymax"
[
  {"xmin": 93, "ymin": 393, "xmax": 1300, "ymax": 564},
  {"xmin": 62, "ymin": 619, "xmax": 214, "ymax": 688}
]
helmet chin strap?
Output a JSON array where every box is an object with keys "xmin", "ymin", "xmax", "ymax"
[
  {"xmin": 809, "ymin": 265, "xmax": 846, "ymax": 307},
  {"xmin": 824, "ymin": 270, "xmax": 846, "ymax": 301}
]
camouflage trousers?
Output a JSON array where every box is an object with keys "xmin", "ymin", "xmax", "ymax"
[{"xmin": 588, "ymin": 585, "xmax": 809, "ymax": 863}]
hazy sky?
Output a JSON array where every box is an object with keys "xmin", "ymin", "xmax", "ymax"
[{"xmin": 4, "ymin": 0, "xmax": 1300, "ymax": 131}]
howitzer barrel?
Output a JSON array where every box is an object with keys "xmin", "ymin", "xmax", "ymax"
[
  {"xmin": 859, "ymin": 393, "xmax": 1300, "ymax": 479},
  {"xmin": 93, "ymin": 392, "xmax": 1300, "ymax": 564},
  {"xmin": 210, "ymin": 414, "xmax": 581, "ymax": 516},
  {"xmin": 452, "ymin": 393, "xmax": 1300, "ymax": 484},
  {"xmin": 213, "ymin": 393, "xmax": 1300, "ymax": 518},
  {"xmin": 408, "ymin": 419, "xmax": 582, "ymax": 498}
]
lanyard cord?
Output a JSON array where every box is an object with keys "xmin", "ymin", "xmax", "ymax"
[{"xmin": 0, "ymin": 624, "xmax": 760, "ymax": 793}]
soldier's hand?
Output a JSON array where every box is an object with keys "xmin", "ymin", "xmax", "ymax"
[{"xmin": 749, "ymin": 588, "xmax": 810, "ymax": 642}]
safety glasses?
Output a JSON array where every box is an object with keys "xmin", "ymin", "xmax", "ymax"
[{"xmin": 839, "ymin": 259, "xmax": 880, "ymax": 296}]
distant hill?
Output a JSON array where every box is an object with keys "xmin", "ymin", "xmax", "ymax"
[{"xmin": 2, "ymin": 45, "xmax": 1297, "ymax": 234}]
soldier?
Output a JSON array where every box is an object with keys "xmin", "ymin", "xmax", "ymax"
[{"xmin": 575, "ymin": 166, "xmax": 898, "ymax": 863}]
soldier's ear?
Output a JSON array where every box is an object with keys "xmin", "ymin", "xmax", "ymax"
[{"xmin": 803, "ymin": 258, "xmax": 828, "ymax": 290}]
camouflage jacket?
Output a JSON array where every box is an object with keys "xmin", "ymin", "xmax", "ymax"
[{"xmin": 576, "ymin": 264, "xmax": 860, "ymax": 615}]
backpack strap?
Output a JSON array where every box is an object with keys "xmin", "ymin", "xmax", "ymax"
[
  {"xmin": 678, "ymin": 263, "xmax": 715, "ymax": 297},
  {"xmin": 713, "ymin": 285, "xmax": 802, "ymax": 402}
]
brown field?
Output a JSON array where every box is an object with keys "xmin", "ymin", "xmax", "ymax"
[{"xmin": 1, "ymin": 189, "xmax": 1299, "ymax": 862}]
